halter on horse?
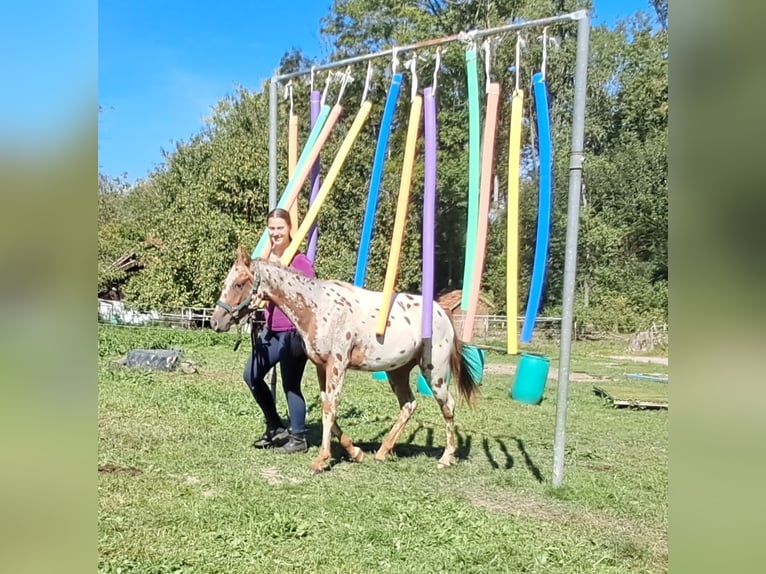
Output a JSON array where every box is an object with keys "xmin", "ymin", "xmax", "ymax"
[{"xmin": 211, "ymin": 246, "xmax": 480, "ymax": 473}]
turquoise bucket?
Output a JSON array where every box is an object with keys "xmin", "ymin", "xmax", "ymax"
[{"xmin": 511, "ymin": 353, "xmax": 550, "ymax": 405}]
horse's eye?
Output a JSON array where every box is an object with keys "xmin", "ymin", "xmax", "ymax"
[{"xmin": 235, "ymin": 282, "xmax": 244, "ymax": 290}]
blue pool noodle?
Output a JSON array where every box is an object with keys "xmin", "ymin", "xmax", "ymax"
[
  {"xmin": 521, "ymin": 72, "xmax": 553, "ymax": 343},
  {"xmin": 354, "ymin": 73, "xmax": 403, "ymax": 287}
]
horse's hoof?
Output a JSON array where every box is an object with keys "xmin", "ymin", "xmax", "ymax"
[
  {"xmin": 351, "ymin": 447, "xmax": 365, "ymax": 463},
  {"xmin": 309, "ymin": 460, "xmax": 328, "ymax": 474}
]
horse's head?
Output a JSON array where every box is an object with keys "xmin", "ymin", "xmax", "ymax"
[{"xmin": 210, "ymin": 246, "xmax": 256, "ymax": 332}]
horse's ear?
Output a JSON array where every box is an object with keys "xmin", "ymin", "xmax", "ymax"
[{"xmin": 237, "ymin": 245, "xmax": 251, "ymax": 267}]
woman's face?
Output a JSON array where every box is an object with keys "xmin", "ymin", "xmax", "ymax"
[{"xmin": 267, "ymin": 216, "xmax": 291, "ymax": 252}]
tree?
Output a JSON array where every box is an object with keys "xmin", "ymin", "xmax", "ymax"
[{"xmin": 98, "ymin": 173, "xmax": 133, "ymax": 295}]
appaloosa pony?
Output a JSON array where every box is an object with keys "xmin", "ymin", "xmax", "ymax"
[{"xmin": 210, "ymin": 246, "xmax": 479, "ymax": 473}]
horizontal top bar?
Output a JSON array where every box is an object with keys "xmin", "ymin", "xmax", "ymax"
[{"xmin": 273, "ymin": 10, "xmax": 588, "ymax": 82}]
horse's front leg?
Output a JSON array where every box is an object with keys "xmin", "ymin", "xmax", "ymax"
[
  {"xmin": 331, "ymin": 420, "xmax": 364, "ymax": 463},
  {"xmin": 312, "ymin": 363, "xmax": 363, "ymax": 467},
  {"xmin": 310, "ymin": 359, "xmax": 347, "ymax": 474}
]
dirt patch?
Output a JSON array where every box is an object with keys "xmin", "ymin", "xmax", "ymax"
[
  {"xmin": 484, "ymin": 363, "xmax": 518, "ymax": 376},
  {"xmin": 466, "ymin": 489, "xmax": 667, "ymax": 566},
  {"xmin": 483, "ymin": 363, "xmax": 609, "ymax": 382},
  {"xmin": 179, "ymin": 474, "xmax": 201, "ymax": 485},
  {"xmin": 98, "ymin": 464, "xmax": 142, "ymax": 476},
  {"xmin": 467, "ymin": 489, "xmax": 569, "ymax": 522},
  {"xmin": 608, "ymin": 355, "xmax": 668, "ymax": 366},
  {"xmin": 569, "ymin": 371, "xmax": 611, "ymax": 382},
  {"xmin": 167, "ymin": 473, "xmax": 220, "ymax": 497},
  {"xmin": 259, "ymin": 466, "xmax": 301, "ymax": 485}
]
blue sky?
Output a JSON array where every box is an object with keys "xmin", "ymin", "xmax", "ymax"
[
  {"xmin": 2, "ymin": 2, "xmax": 95, "ymax": 149},
  {"xmin": 98, "ymin": 0, "xmax": 655, "ymax": 183}
]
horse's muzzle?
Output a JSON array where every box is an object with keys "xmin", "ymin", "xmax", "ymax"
[{"xmin": 210, "ymin": 307, "xmax": 236, "ymax": 332}]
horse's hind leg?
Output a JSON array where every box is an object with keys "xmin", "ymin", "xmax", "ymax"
[
  {"xmin": 375, "ymin": 366, "xmax": 418, "ymax": 462},
  {"xmin": 422, "ymin": 355, "xmax": 458, "ymax": 469}
]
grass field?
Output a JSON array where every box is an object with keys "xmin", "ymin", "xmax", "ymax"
[{"xmin": 98, "ymin": 325, "xmax": 668, "ymax": 573}]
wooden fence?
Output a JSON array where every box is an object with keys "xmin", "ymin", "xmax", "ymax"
[{"xmin": 98, "ymin": 299, "xmax": 563, "ymax": 345}]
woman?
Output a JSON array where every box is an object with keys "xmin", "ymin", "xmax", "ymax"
[{"xmin": 244, "ymin": 208, "xmax": 315, "ymax": 454}]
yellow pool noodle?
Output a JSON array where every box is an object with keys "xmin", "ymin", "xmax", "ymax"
[
  {"xmin": 506, "ymin": 89, "xmax": 524, "ymax": 354},
  {"xmin": 376, "ymin": 95, "xmax": 423, "ymax": 336},
  {"xmin": 281, "ymin": 100, "xmax": 373, "ymax": 265},
  {"xmin": 254, "ymin": 104, "xmax": 343, "ymax": 259}
]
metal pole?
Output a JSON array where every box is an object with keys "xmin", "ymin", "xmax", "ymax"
[
  {"xmin": 268, "ymin": 78, "xmax": 279, "ymax": 209},
  {"xmin": 272, "ymin": 11, "xmax": 587, "ymax": 83},
  {"xmin": 552, "ymin": 11, "xmax": 590, "ymax": 488},
  {"xmin": 267, "ymin": 78, "xmax": 279, "ymax": 401}
]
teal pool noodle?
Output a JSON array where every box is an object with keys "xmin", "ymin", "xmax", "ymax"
[
  {"xmin": 461, "ymin": 49, "xmax": 481, "ymax": 310},
  {"xmin": 252, "ymin": 104, "xmax": 332, "ymax": 258},
  {"xmin": 521, "ymin": 73, "xmax": 553, "ymax": 342},
  {"xmin": 354, "ymin": 73, "xmax": 403, "ymax": 287}
]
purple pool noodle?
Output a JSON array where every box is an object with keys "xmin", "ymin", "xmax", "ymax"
[
  {"xmin": 307, "ymin": 90, "xmax": 322, "ymax": 261},
  {"xmin": 422, "ymin": 87, "xmax": 437, "ymax": 339}
]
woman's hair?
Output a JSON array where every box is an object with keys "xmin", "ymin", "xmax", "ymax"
[{"xmin": 267, "ymin": 207, "xmax": 292, "ymax": 227}]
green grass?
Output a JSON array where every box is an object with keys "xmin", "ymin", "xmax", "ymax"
[{"xmin": 98, "ymin": 325, "xmax": 668, "ymax": 573}]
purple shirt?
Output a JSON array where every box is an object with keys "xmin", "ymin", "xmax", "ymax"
[{"xmin": 265, "ymin": 252, "xmax": 316, "ymax": 332}]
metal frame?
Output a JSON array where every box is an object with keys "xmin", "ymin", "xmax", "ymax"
[{"xmin": 265, "ymin": 10, "xmax": 590, "ymax": 487}]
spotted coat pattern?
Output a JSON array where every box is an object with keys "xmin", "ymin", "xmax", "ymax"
[{"xmin": 211, "ymin": 247, "xmax": 479, "ymax": 473}]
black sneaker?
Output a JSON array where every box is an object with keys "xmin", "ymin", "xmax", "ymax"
[
  {"xmin": 252, "ymin": 426, "xmax": 289, "ymax": 449},
  {"xmin": 274, "ymin": 434, "xmax": 308, "ymax": 454}
]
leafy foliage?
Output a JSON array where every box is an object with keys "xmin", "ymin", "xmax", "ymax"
[{"xmin": 98, "ymin": 173, "xmax": 133, "ymax": 294}]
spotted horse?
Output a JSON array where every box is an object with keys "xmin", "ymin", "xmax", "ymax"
[{"xmin": 210, "ymin": 246, "xmax": 480, "ymax": 474}]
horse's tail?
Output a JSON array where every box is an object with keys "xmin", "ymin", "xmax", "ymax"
[{"xmin": 449, "ymin": 335, "xmax": 480, "ymax": 408}]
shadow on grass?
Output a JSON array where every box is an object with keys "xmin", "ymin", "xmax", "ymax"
[
  {"xmin": 479, "ymin": 436, "xmax": 544, "ymax": 482},
  {"xmin": 352, "ymin": 427, "xmax": 444, "ymax": 461},
  {"xmin": 513, "ymin": 436, "xmax": 544, "ymax": 482},
  {"xmin": 294, "ymin": 406, "xmax": 544, "ymax": 481},
  {"xmin": 482, "ymin": 437, "xmax": 514, "ymax": 470},
  {"xmin": 300, "ymin": 421, "xmax": 479, "ymax": 466},
  {"xmin": 298, "ymin": 401, "xmax": 543, "ymax": 482}
]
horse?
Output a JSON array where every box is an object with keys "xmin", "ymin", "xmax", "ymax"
[{"xmin": 210, "ymin": 246, "xmax": 480, "ymax": 473}]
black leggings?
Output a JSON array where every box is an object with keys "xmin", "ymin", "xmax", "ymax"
[{"xmin": 243, "ymin": 329, "xmax": 308, "ymax": 434}]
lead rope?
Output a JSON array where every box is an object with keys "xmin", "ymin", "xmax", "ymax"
[
  {"xmin": 233, "ymin": 321, "xmax": 244, "ymax": 351},
  {"xmin": 236, "ymin": 265, "xmax": 262, "ymax": 352},
  {"xmin": 251, "ymin": 311, "xmax": 259, "ymax": 347}
]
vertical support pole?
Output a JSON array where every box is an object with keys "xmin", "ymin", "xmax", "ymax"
[
  {"xmin": 269, "ymin": 78, "xmax": 279, "ymax": 211},
  {"xmin": 552, "ymin": 13, "xmax": 590, "ymax": 488},
  {"xmin": 268, "ymin": 77, "xmax": 279, "ymax": 401}
]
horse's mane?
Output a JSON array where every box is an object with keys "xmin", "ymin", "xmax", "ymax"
[{"xmin": 255, "ymin": 257, "xmax": 333, "ymax": 287}]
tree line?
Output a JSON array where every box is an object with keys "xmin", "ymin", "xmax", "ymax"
[{"xmin": 98, "ymin": 0, "xmax": 667, "ymax": 333}]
